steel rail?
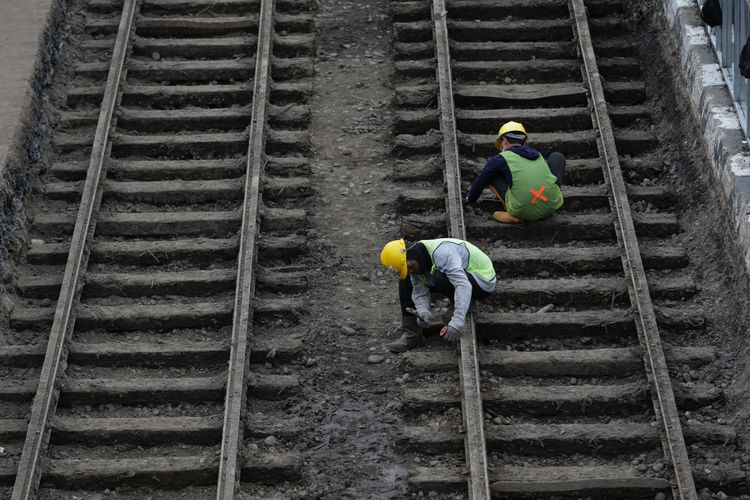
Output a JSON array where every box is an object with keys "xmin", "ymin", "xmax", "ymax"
[
  {"xmin": 11, "ymin": 1, "xmax": 140, "ymax": 498},
  {"xmin": 430, "ymin": 1, "xmax": 491, "ymax": 498},
  {"xmin": 216, "ymin": 0, "xmax": 275, "ymax": 497},
  {"xmin": 568, "ymin": 1, "xmax": 698, "ymax": 498}
]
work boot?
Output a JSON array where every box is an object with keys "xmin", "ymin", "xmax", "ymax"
[
  {"xmin": 388, "ymin": 315, "xmax": 425, "ymax": 353},
  {"xmin": 493, "ymin": 211, "xmax": 522, "ymax": 224}
]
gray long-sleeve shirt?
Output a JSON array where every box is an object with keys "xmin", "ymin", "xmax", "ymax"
[{"xmin": 410, "ymin": 241, "xmax": 496, "ymax": 331}]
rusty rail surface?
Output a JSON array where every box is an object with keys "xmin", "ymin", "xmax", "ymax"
[
  {"xmin": 568, "ymin": 0, "xmax": 698, "ymax": 498},
  {"xmin": 216, "ymin": 0, "xmax": 276, "ymax": 497},
  {"xmin": 430, "ymin": 0, "xmax": 491, "ymax": 498},
  {"xmin": 11, "ymin": 1, "xmax": 140, "ymax": 498}
]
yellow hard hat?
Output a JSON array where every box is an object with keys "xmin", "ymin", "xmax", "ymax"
[
  {"xmin": 380, "ymin": 238, "xmax": 408, "ymax": 279},
  {"xmin": 496, "ymin": 121, "xmax": 528, "ymax": 148}
]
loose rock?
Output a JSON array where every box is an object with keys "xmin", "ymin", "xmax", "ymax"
[
  {"xmin": 367, "ymin": 354, "xmax": 385, "ymax": 364},
  {"xmin": 1, "ymin": 296, "xmax": 14, "ymax": 314},
  {"xmin": 264, "ymin": 435, "xmax": 278, "ymax": 446},
  {"xmin": 537, "ymin": 303, "xmax": 554, "ymax": 313}
]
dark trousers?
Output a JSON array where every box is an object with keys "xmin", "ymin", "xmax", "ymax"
[
  {"xmin": 399, "ymin": 271, "xmax": 491, "ymax": 315},
  {"xmin": 491, "ymin": 152, "xmax": 566, "ymax": 200}
]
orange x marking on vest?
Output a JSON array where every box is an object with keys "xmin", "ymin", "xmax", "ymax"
[{"xmin": 530, "ymin": 185, "xmax": 548, "ymax": 204}]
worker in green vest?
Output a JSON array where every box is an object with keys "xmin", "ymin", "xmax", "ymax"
[
  {"xmin": 380, "ymin": 238, "xmax": 496, "ymax": 352},
  {"xmin": 466, "ymin": 121, "xmax": 565, "ymax": 223}
]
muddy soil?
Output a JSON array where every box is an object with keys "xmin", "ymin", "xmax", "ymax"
[{"xmin": 291, "ymin": 0, "xmax": 410, "ymax": 497}]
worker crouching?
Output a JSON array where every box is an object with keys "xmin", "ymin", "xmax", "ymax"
[
  {"xmin": 466, "ymin": 121, "xmax": 565, "ymax": 223},
  {"xmin": 380, "ymin": 238, "xmax": 497, "ymax": 353}
]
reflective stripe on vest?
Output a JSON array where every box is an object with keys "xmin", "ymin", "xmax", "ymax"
[{"xmin": 501, "ymin": 150, "xmax": 564, "ymax": 220}]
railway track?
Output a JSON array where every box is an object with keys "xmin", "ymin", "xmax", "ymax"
[
  {"xmin": 0, "ymin": 0, "xmax": 315, "ymax": 497},
  {"xmin": 392, "ymin": 0, "xmax": 746, "ymax": 498}
]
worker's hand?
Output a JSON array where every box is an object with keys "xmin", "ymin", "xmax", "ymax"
[
  {"xmin": 464, "ymin": 196, "xmax": 484, "ymax": 216},
  {"xmin": 440, "ymin": 325, "xmax": 461, "ymax": 344},
  {"xmin": 416, "ymin": 311, "xmax": 431, "ymax": 329}
]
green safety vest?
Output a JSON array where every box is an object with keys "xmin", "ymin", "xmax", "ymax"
[
  {"xmin": 501, "ymin": 150, "xmax": 564, "ymax": 220},
  {"xmin": 418, "ymin": 238, "xmax": 496, "ymax": 283}
]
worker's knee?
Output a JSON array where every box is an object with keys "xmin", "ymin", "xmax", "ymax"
[
  {"xmin": 547, "ymin": 152, "xmax": 566, "ymax": 184},
  {"xmin": 548, "ymin": 151, "xmax": 566, "ymax": 167}
]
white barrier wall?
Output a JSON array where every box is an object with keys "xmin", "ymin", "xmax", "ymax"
[{"xmin": 663, "ymin": 0, "xmax": 750, "ymax": 274}]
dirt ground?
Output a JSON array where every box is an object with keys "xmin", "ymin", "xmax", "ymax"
[{"xmin": 289, "ymin": 0, "xmax": 410, "ymax": 497}]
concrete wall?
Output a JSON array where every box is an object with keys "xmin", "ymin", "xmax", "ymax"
[{"xmin": 660, "ymin": 0, "xmax": 750, "ymax": 274}]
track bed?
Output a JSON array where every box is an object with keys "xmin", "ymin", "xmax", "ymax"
[
  {"xmin": 1, "ymin": 0, "xmax": 315, "ymax": 497},
  {"xmin": 392, "ymin": 0, "xmax": 748, "ymax": 498}
]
